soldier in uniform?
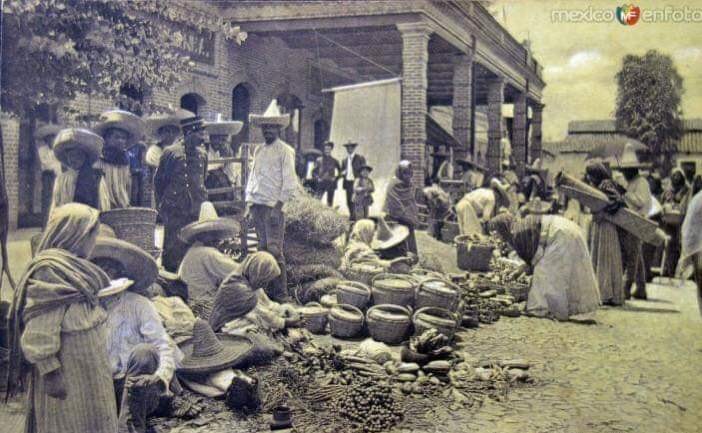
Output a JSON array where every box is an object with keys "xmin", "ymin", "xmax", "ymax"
[{"xmin": 154, "ymin": 116, "xmax": 208, "ymax": 272}]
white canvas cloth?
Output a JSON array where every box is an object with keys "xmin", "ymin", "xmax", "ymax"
[
  {"xmin": 329, "ymin": 78, "xmax": 401, "ymax": 215},
  {"xmin": 679, "ymin": 190, "xmax": 702, "ymax": 275}
]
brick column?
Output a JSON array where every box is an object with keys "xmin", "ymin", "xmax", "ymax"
[
  {"xmin": 452, "ymin": 53, "xmax": 473, "ymax": 159},
  {"xmin": 398, "ymin": 22, "xmax": 432, "ymax": 188},
  {"xmin": 1, "ymin": 115, "xmax": 19, "ymax": 230},
  {"xmin": 486, "ymin": 77, "xmax": 504, "ymax": 174},
  {"xmin": 530, "ymin": 102, "xmax": 544, "ymax": 163},
  {"xmin": 512, "ymin": 91, "xmax": 528, "ymax": 177}
]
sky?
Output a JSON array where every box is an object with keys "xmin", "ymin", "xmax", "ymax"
[{"xmin": 490, "ymin": 0, "xmax": 702, "ymax": 141}]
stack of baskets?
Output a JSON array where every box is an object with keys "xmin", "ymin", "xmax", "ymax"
[
  {"xmin": 371, "ymin": 273, "xmax": 418, "ymax": 309},
  {"xmin": 100, "ymin": 207, "xmax": 159, "ymax": 258}
]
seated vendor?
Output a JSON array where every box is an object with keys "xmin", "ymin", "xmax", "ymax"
[
  {"xmin": 488, "ymin": 213, "xmax": 601, "ymax": 321},
  {"xmin": 209, "ymin": 251, "xmax": 301, "ymax": 336},
  {"xmin": 341, "ymin": 218, "xmax": 415, "ymax": 273},
  {"xmin": 178, "ymin": 201, "xmax": 241, "ymax": 301},
  {"xmin": 91, "ymin": 237, "xmax": 183, "ymax": 433}
]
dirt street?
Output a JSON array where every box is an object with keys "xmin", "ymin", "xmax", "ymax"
[{"xmin": 1, "ymin": 230, "xmax": 701, "ymax": 433}]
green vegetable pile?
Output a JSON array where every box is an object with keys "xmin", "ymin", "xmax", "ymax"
[{"xmin": 333, "ymin": 378, "xmax": 404, "ymax": 433}]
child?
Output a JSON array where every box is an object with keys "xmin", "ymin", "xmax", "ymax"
[{"xmin": 352, "ymin": 164, "xmax": 374, "ymax": 220}]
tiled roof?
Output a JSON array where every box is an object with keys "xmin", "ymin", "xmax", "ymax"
[
  {"xmin": 568, "ymin": 120, "xmax": 617, "ymax": 134},
  {"xmin": 544, "ymin": 133, "xmax": 646, "ymax": 153},
  {"xmin": 674, "ymin": 130, "xmax": 702, "ymax": 153}
]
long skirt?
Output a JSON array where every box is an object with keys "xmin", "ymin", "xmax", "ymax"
[
  {"xmin": 529, "ymin": 216, "xmax": 601, "ymax": 320},
  {"xmin": 27, "ymin": 324, "xmax": 117, "ymax": 433},
  {"xmin": 455, "ymin": 199, "xmax": 483, "ymax": 236},
  {"xmin": 589, "ymin": 218, "xmax": 625, "ymax": 305}
]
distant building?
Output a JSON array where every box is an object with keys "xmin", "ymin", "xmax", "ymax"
[{"xmin": 544, "ymin": 119, "xmax": 702, "ymax": 178}]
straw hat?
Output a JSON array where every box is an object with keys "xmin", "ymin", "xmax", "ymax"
[
  {"xmin": 94, "ymin": 110, "xmax": 145, "ymax": 145},
  {"xmin": 371, "ymin": 216, "xmax": 410, "ymax": 251},
  {"xmin": 144, "ymin": 108, "xmax": 194, "ymax": 137},
  {"xmin": 204, "ymin": 120, "xmax": 244, "ymax": 137},
  {"xmin": 616, "ymin": 142, "xmax": 651, "ymax": 169},
  {"xmin": 34, "ymin": 123, "xmax": 63, "ymax": 143},
  {"xmin": 302, "ymin": 148, "xmax": 323, "ymax": 159},
  {"xmin": 53, "ymin": 128, "xmax": 104, "ymax": 166},
  {"xmin": 249, "ymin": 100, "xmax": 290, "ymax": 128},
  {"xmin": 360, "ymin": 164, "xmax": 373, "ymax": 173},
  {"xmin": 179, "ymin": 201, "xmax": 241, "ymax": 244},
  {"xmin": 97, "ymin": 278, "xmax": 135, "ymax": 298},
  {"xmin": 343, "ymin": 141, "xmax": 359, "ymax": 149},
  {"xmin": 456, "ymin": 156, "xmax": 488, "ymax": 173},
  {"xmin": 178, "ymin": 319, "xmax": 253, "ymax": 374},
  {"xmin": 90, "ymin": 237, "xmax": 158, "ymax": 295}
]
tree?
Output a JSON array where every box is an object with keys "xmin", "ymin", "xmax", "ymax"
[
  {"xmin": 615, "ymin": 50, "xmax": 684, "ymax": 172},
  {"xmin": 1, "ymin": 0, "xmax": 245, "ymax": 119}
]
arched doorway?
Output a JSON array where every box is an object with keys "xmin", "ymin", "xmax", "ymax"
[
  {"xmin": 232, "ymin": 84, "xmax": 252, "ymax": 148},
  {"xmin": 180, "ymin": 93, "xmax": 206, "ymax": 115},
  {"xmin": 313, "ymin": 118, "xmax": 329, "ymax": 151}
]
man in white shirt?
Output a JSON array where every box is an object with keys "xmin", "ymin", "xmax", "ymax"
[
  {"xmin": 246, "ymin": 101, "xmax": 298, "ymax": 301},
  {"xmin": 340, "ymin": 141, "xmax": 366, "ymax": 220}
]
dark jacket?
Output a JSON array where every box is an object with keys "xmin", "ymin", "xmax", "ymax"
[
  {"xmin": 154, "ymin": 141, "xmax": 208, "ymax": 224},
  {"xmin": 314, "ymin": 155, "xmax": 341, "ymax": 184},
  {"xmin": 341, "ymin": 153, "xmax": 366, "ymax": 189}
]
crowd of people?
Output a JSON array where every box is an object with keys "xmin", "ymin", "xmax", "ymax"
[{"xmin": 7, "ymin": 95, "xmax": 702, "ymax": 433}]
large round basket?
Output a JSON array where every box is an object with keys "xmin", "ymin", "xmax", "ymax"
[
  {"xmin": 506, "ymin": 282, "xmax": 530, "ymax": 303},
  {"xmin": 336, "ymin": 281, "xmax": 372, "ymax": 309},
  {"xmin": 100, "ymin": 207, "xmax": 158, "ymax": 251},
  {"xmin": 455, "ymin": 234, "xmax": 495, "ymax": 272},
  {"xmin": 299, "ymin": 302, "xmax": 329, "ymax": 335},
  {"xmin": 416, "ymin": 278, "xmax": 461, "ymax": 311},
  {"xmin": 412, "ymin": 307, "xmax": 460, "ymax": 341},
  {"xmin": 371, "ymin": 273, "xmax": 418, "ymax": 308},
  {"xmin": 343, "ymin": 262, "xmax": 384, "ymax": 286},
  {"xmin": 329, "ymin": 304, "xmax": 364, "ymax": 339},
  {"xmin": 366, "ymin": 304, "xmax": 412, "ymax": 345}
]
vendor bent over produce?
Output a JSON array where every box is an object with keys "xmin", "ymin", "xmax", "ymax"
[
  {"xmin": 489, "ymin": 213, "xmax": 601, "ymax": 321},
  {"xmin": 7, "ymin": 203, "xmax": 118, "ymax": 433},
  {"xmin": 340, "ymin": 218, "xmax": 414, "ymax": 274},
  {"xmin": 91, "ymin": 237, "xmax": 183, "ymax": 433},
  {"xmin": 456, "ymin": 178, "xmax": 511, "ymax": 236}
]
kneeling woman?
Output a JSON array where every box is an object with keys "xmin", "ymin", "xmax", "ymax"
[
  {"xmin": 489, "ymin": 213, "xmax": 601, "ymax": 321},
  {"xmin": 340, "ymin": 218, "xmax": 414, "ymax": 274}
]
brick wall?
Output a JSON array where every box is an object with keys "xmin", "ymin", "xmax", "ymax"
[
  {"xmin": 2, "ymin": 24, "xmax": 322, "ymax": 229},
  {"xmin": 1, "ymin": 116, "xmax": 20, "ymax": 230}
]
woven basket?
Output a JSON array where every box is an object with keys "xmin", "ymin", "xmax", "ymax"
[
  {"xmin": 455, "ymin": 235, "xmax": 494, "ymax": 272},
  {"xmin": 343, "ymin": 262, "xmax": 384, "ymax": 286},
  {"xmin": 371, "ymin": 273, "xmax": 418, "ymax": 308},
  {"xmin": 300, "ymin": 302, "xmax": 329, "ymax": 334},
  {"xmin": 329, "ymin": 304, "xmax": 364, "ymax": 338},
  {"xmin": 416, "ymin": 278, "xmax": 460, "ymax": 311},
  {"xmin": 336, "ymin": 281, "xmax": 372, "ymax": 309},
  {"xmin": 440, "ymin": 222, "xmax": 460, "ymax": 243},
  {"xmin": 413, "ymin": 307, "xmax": 460, "ymax": 341},
  {"xmin": 366, "ymin": 304, "xmax": 412, "ymax": 345},
  {"xmin": 506, "ymin": 282, "xmax": 530, "ymax": 303},
  {"xmin": 100, "ymin": 207, "xmax": 158, "ymax": 251}
]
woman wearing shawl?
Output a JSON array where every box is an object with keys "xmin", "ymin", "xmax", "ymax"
[
  {"xmin": 677, "ymin": 190, "xmax": 702, "ymax": 316},
  {"xmin": 662, "ymin": 168, "xmax": 691, "ymax": 276},
  {"xmin": 585, "ymin": 161, "xmax": 627, "ymax": 305},
  {"xmin": 6, "ymin": 203, "xmax": 117, "ymax": 433},
  {"xmin": 489, "ymin": 213, "xmax": 601, "ymax": 321},
  {"xmin": 384, "ymin": 161, "xmax": 419, "ymax": 254},
  {"xmin": 209, "ymin": 252, "xmax": 300, "ymax": 336},
  {"xmin": 340, "ymin": 219, "xmax": 413, "ymax": 273}
]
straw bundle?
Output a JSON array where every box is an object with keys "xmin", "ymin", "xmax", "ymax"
[{"xmin": 285, "ymin": 190, "xmax": 347, "ymax": 247}]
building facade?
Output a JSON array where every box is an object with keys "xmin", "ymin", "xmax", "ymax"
[{"xmin": 2, "ymin": 0, "xmax": 545, "ymax": 229}]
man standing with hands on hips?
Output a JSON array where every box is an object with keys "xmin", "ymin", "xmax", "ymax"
[
  {"xmin": 341, "ymin": 141, "xmax": 366, "ymax": 221},
  {"xmin": 246, "ymin": 100, "xmax": 298, "ymax": 302}
]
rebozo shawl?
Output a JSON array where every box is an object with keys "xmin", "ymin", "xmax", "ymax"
[
  {"xmin": 489, "ymin": 213, "xmax": 542, "ymax": 265},
  {"xmin": 5, "ymin": 203, "xmax": 110, "ymax": 398},
  {"xmin": 384, "ymin": 177, "xmax": 419, "ymax": 227}
]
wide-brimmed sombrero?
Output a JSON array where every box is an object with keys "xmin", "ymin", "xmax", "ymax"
[
  {"xmin": 302, "ymin": 148, "xmax": 323, "ymax": 159},
  {"xmin": 179, "ymin": 201, "xmax": 241, "ymax": 244},
  {"xmin": 90, "ymin": 237, "xmax": 158, "ymax": 295},
  {"xmin": 616, "ymin": 143, "xmax": 652, "ymax": 169},
  {"xmin": 53, "ymin": 128, "xmax": 104, "ymax": 166},
  {"xmin": 97, "ymin": 278, "xmax": 134, "ymax": 298},
  {"xmin": 371, "ymin": 216, "xmax": 410, "ymax": 251},
  {"xmin": 249, "ymin": 100, "xmax": 290, "ymax": 128},
  {"xmin": 94, "ymin": 109, "xmax": 145, "ymax": 145},
  {"xmin": 456, "ymin": 157, "xmax": 488, "ymax": 173},
  {"xmin": 204, "ymin": 120, "xmax": 244, "ymax": 136},
  {"xmin": 178, "ymin": 319, "xmax": 254, "ymax": 374},
  {"xmin": 521, "ymin": 199, "xmax": 552, "ymax": 215},
  {"xmin": 144, "ymin": 108, "xmax": 194, "ymax": 137},
  {"xmin": 34, "ymin": 123, "xmax": 63, "ymax": 143}
]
